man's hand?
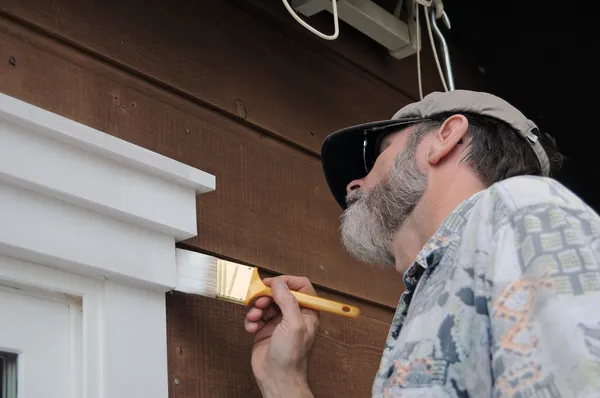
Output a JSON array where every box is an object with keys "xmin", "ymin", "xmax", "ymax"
[{"xmin": 244, "ymin": 275, "xmax": 320, "ymax": 398}]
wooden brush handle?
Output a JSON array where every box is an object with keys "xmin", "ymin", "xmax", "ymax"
[{"xmin": 291, "ymin": 290, "xmax": 360, "ymax": 319}]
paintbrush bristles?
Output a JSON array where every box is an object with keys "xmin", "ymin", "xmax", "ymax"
[
  {"xmin": 175, "ymin": 249, "xmax": 255, "ymax": 304},
  {"xmin": 175, "ymin": 249, "xmax": 218, "ymax": 298}
]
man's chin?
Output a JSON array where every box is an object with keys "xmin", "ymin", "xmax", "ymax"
[
  {"xmin": 351, "ymin": 253, "xmax": 395, "ymax": 270},
  {"xmin": 341, "ymin": 239, "xmax": 395, "ymax": 269}
]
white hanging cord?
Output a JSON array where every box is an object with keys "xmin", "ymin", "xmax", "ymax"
[
  {"xmin": 394, "ymin": 0, "xmax": 405, "ymax": 18},
  {"xmin": 416, "ymin": 2, "xmax": 423, "ymax": 100},
  {"xmin": 434, "ymin": 0, "xmax": 443, "ymax": 19},
  {"xmin": 425, "ymin": 5, "xmax": 448, "ymax": 91},
  {"xmin": 282, "ymin": 0, "xmax": 340, "ymax": 40}
]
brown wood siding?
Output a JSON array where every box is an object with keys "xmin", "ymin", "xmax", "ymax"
[
  {"xmin": 1, "ymin": 0, "xmax": 411, "ymax": 155},
  {"xmin": 0, "ymin": 1, "xmax": 483, "ymax": 396},
  {"xmin": 0, "ymin": 0, "xmax": 409, "ymax": 307}
]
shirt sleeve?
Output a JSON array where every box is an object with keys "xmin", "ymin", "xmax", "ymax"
[{"xmin": 486, "ymin": 203, "xmax": 600, "ymax": 397}]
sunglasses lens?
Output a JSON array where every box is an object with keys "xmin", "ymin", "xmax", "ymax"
[
  {"xmin": 363, "ymin": 134, "xmax": 372, "ymax": 172},
  {"xmin": 362, "ymin": 119, "xmax": 424, "ymax": 173}
]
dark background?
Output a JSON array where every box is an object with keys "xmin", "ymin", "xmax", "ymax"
[{"xmin": 444, "ymin": 0, "xmax": 596, "ymax": 210}]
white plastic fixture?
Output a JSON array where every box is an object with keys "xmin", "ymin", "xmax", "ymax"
[
  {"xmin": 0, "ymin": 93, "xmax": 216, "ymax": 398},
  {"xmin": 291, "ymin": 0, "xmax": 419, "ymax": 59}
]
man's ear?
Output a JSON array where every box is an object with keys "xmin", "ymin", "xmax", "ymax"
[{"xmin": 427, "ymin": 114, "xmax": 469, "ymax": 165}]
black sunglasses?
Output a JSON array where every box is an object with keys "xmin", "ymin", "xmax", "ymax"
[{"xmin": 362, "ymin": 118, "xmax": 427, "ymax": 173}]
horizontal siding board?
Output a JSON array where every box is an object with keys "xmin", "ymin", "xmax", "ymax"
[
  {"xmin": 0, "ymin": 17, "xmax": 403, "ymax": 307},
  {"xmin": 0, "ymin": 0, "xmax": 416, "ymax": 156}
]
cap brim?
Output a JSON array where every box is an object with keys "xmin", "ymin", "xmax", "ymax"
[{"xmin": 321, "ymin": 119, "xmax": 403, "ymax": 209}]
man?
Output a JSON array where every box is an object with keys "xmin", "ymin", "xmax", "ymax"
[{"xmin": 244, "ymin": 90, "xmax": 600, "ymax": 397}]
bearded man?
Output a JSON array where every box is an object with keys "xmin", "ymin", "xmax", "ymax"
[{"xmin": 244, "ymin": 90, "xmax": 600, "ymax": 397}]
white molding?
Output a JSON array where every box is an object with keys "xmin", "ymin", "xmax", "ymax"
[
  {"xmin": 0, "ymin": 93, "xmax": 215, "ymax": 241},
  {"xmin": 0, "ymin": 94, "xmax": 215, "ymax": 193},
  {"xmin": 0, "ymin": 256, "xmax": 89, "ymax": 398},
  {"xmin": 0, "ymin": 93, "xmax": 216, "ymax": 398}
]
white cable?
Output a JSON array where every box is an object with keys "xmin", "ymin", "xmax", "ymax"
[
  {"xmin": 434, "ymin": 0, "xmax": 443, "ymax": 19},
  {"xmin": 282, "ymin": 0, "xmax": 340, "ymax": 41},
  {"xmin": 414, "ymin": 0, "xmax": 433, "ymax": 7},
  {"xmin": 416, "ymin": 3, "xmax": 423, "ymax": 100},
  {"xmin": 425, "ymin": 5, "xmax": 448, "ymax": 91},
  {"xmin": 394, "ymin": 0, "xmax": 404, "ymax": 18}
]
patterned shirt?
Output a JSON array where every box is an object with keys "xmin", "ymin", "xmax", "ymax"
[{"xmin": 372, "ymin": 175, "xmax": 600, "ymax": 398}]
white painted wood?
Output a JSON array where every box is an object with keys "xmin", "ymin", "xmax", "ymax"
[
  {"xmin": 0, "ymin": 182, "xmax": 178, "ymax": 291},
  {"xmin": 0, "ymin": 274, "xmax": 79, "ymax": 398},
  {"xmin": 0, "ymin": 93, "xmax": 215, "ymax": 193},
  {"xmin": 0, "ymin": 94, "xmax": 215, "ymax": 241},
  {"xmin": 0, "ymin": 255, "xmax": 104, "ymax": 398},
  {"xmin": 0, "ymin": 93, "xmax": 216, "ymax": 398},
  {"xmin": 103, "ymin": 281, "xmax": 169, "ymax": 398}
]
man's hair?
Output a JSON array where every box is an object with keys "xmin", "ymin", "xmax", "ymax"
[{"xmin": 409, "ymin": 111, "xmax": 565, "ymax": 186}]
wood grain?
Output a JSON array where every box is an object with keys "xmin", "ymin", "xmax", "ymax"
[
  {"xmin": 0, "ymin": 0, "xmax": 417, "ymax": 156},
  {"xmin": 0, "ymin": 17, "xmax": 404, "ymax": 307},
  {"xmin": 166, "ymin": 286, "xmax": 393, "ymax": 398}
]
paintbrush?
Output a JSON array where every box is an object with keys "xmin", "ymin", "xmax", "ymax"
[{"xmin": 174, "ymin": 248, "xmax": 360, "ymax": 319}]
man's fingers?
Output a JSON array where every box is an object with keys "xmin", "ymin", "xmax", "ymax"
[
  {"xmin": 245, "ymin": 301, "xmax": 281, "ymax": 334},
  {"xmin": 271, "ymin": 278, "xmax": 304, "ymax": 326},
  {"xmin": 246, "ymin": 306, "xmax": 264, "ymax": 323},
  {"xmin": 261, "ymin": 305, "xmax": 279, "ymax": 321},
  {"xmin": 254, "ymin": 315, "xmax": 281, "ymax": 343},
  {"xmin": 244, "ymin": 315, "xmax": 264, "ymax": 333},
  {"xmin": 246, "ymin": 275, "xmax": 319, "ymax": 336},
  {"xmin": 302, "ymin": 307, "xmax": 320, "ymax": 337},
  {"xmin": 246, "ymin": 297, "xmax": 273, "ymax": 324},
  {"xmin": 264, "ymin": 275, "xmax": 317, "ymax": 295},
  {"xmin": 253, "ymin": 296, "xmax": 272, "ymax": 309}
]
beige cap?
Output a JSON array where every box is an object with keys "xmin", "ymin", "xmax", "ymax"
[
  {"xmin": 321, "ymin": 89, "xmax": 550, "ymax": 209},
  {"xmin": 392, "ymin": 90, "xmax": 549, "ymax": 176}
]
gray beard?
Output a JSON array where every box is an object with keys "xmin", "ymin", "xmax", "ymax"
[{"xmin": 340, "ymin": 142, "xmax": 428, "ymax": 268}]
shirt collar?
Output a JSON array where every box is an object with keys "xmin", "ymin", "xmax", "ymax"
[{"xmin": 414, "ymin": 190, "xmax": 484, "ymax": 270}]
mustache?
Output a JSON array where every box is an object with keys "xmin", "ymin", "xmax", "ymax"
[{"xmin": 345, "ymin": 189, "xmax": 363, "ymax": 207}]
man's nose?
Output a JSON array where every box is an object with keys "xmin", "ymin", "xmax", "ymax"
[{"xmin": 346, "ymin": 179, "xmax": 363, "ymax": 194}]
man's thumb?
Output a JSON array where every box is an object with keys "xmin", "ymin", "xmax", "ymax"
[{"xmin": 271, "ymin": 279, "xmax": 303, "ymax": 324}]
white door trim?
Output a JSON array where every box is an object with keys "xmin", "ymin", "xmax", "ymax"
[{"xmin": 0, "ymin": 93, "xmax": 215, "ymax": 398}]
